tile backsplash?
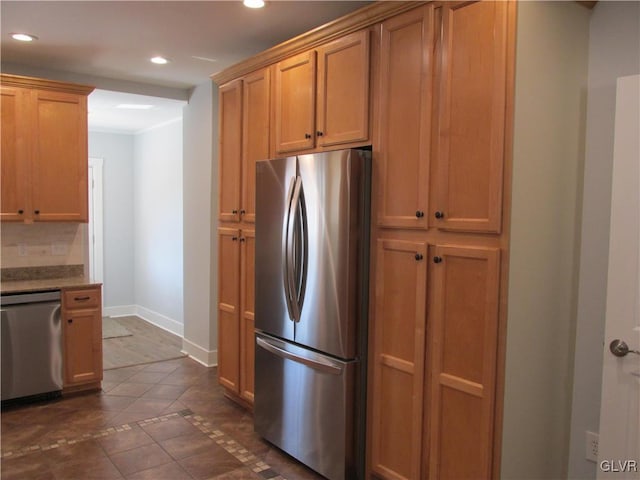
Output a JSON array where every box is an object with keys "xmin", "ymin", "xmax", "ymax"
[{"xmin": 1, "ymin": 223, "xmax": 87, "ymax": 269}]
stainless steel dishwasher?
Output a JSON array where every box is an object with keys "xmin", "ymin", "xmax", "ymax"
[{"xmin": 1, "ymin": 290, "xmax": 63, "ymax": 402}]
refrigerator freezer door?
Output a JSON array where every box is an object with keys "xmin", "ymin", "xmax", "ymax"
[
  {"xmin": 255, "ymin": 156, "xmax": 297, "ymax": 342},
  {"xmin": 295, "ymin": 150, "xmax": 368, "ymax": 359},
  {"xmin": 254, "ymin": 332, "xmax": 357, "ymax": 480}
]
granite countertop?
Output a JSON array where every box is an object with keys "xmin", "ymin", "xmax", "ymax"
[{"xmin": 0, "ymin": 265, "xmax": 99, "ymax": 294}]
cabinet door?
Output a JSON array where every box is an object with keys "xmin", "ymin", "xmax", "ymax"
[
  {"xmin": 316, "ymin": 30, "xmax": 370, "ymax": 147},
  {"xmin": 242, "ymin": 69, "xmax": 270, "ymax": 224},
  {"xmin": 219, "ymin": 80, "xmax": 243, "ymax": 222},
  {"xmin": 432, "ymin": 1, "xmax": 509, "ymax": 233},
  {"xmin": 274, "ymin": 51, "xmax": 316, "ymax": 153},
  {"xmin": 370, "ymin": 239, "xmax": 427, "ymax": 480},
  {"xmin": 426, "ymin": 245, "xmax": 500, "ymax": 479},
  {"xmin": 217, "ymin": 227, "xmax": 241, "ymax": 392},
  {"xmin": 31, "ymin": 89, "xmax": 89, "ymax": 222},
  {"xmin": 0, "ymin": 86, "xmax": 29, "ymax": 221},
  {"xmin": 239, "ymin": 229, "xmax": 255, "ymax": 404},
  {"xmin": 62, "ymin": 287, "xmax": 102, "ymax": 387},
  {"xmin": 376, "ymin": 6, "xmax": 434, "ymax": 229}
]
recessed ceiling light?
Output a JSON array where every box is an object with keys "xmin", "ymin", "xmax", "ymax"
[
  {"xmin": 116, "ymin": 104, "xmax": 153, "ymax": 110},
  {"xmin": 150, "ymin": 56, "xmax": 169, "ymax": 65},
  {"xmin": 11, "ymin": 33, "xmax": 38, "ymax": 42},
  {"xmin": 243, "ymin": 0, "xmax": 265, "ymax": 8}
]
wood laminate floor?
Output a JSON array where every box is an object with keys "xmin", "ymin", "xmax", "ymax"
[{"xmin": 103, "ymin": 316, "xmax": 186, "ymax": 370}]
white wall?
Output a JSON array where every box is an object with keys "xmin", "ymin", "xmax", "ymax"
[
  {"xmin": 133, "ymin": 119, "xmax": 184, "ymax": 334},
  {"xmin": 502, "ymin": 2, "xmax": 590, "ymax": 479},
  {"xmin": 88, "ymin": 132, "xmax": 135, "ymax": 308},
  {"xmin": 182, "ymin": 80, "xmax": 218, "ymax": 365},
  {"xmin": 568, "ymin": 3, "xmax": 640, "ymax": 479}
]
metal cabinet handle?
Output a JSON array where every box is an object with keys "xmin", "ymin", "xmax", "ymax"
[
  {"xmin": 609, "ymin": 339, "xmax": 640, "ymax": 357},
  {"xmin": 34, "ymin": 210, "xmax": 40, "ymax": 215},
  {"xmin": 74, "ymin": 296, "xmax": 90, "ymax": 301},
  {"xmin": 433, "ymin": 256, "xmax": 443, "ymax": 264},
  {"xmin": 231, "ymin": 236, "xmax": 238, "ymax": 241},
  {"xmin": 415, "ymin": 210, "xmax": 424, "ymax": 218},
  {"xmin": 239, "ymin": 237, "xmax": 246, "ymax": 243},
  {"xmin": 232, "ymin": 209, "xmax": 238, "ymax": 214},
  {"xmin": 304, "ymin": 133, "xmax": 312, "ymax": 139},
  {"xmin": 434, "ymin": 211, "xmax": 444, "ymax": 219},
  {"xmin": 316, "ymin": 131, "xmax": 324, "ymax": 137},
  {"xmin": 415, "ymin": 253, "xmax": 423, "ymax": 261},
  {"xmin": 68, "ymin": 319, "xmax": 73, "ymax": 324},
  {"xmin": 240, "ymin": 209, "xmax": 246, "ymax": 215},
  {"xmin": 18, "ymin": 209, "xmax": 24, "ymax": 215}
]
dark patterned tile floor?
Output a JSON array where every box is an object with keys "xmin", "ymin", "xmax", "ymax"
[{"xmin": 0, "ymin": 357, "xmax": 323, "ymax": 480}]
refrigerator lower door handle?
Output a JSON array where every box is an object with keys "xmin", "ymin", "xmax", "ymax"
[
  {"xmin": 287, "ymin": 176, "xmax": 303, "ymax": 322},
  {"xmin": 256, "ymin": 336, "xmax": 343, "ymax": 375}
]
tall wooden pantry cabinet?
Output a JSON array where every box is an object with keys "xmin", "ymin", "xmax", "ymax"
[{"xmin": 214, "ymin": 1, "xmax": 587, "ymax": 478}]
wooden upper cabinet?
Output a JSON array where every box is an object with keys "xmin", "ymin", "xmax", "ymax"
[
  {"xmin": 316, "ymin": 30, "xmax": 370, "ymax": 147},
  {"xmin": 274, "ymin": 51, "xmax": 316, "ymax": 153},
  {"xmin": 370, "ymin": 239, "xmax": 427, "ymax": 480},
  {"xmin": 0, "ymin": 75, "xmax": 93, "ymax": 223},
  {"xmin": 242, "ymin": 69, "xmax": 271, "ymax": 224},
  {"xmin": 31, "ymin": 90, "xmax": 89, "ymax": 222},
  {"xmin": 219, "ymin": 80, "xmax": 243, "ymax": 222},
  {"xmin": 426, "ymin": 244, "xmax": 500, "ymax": 479},
  {"xmin": 0, "ymin": 86, "xmax": 28, "ymax": 222},
  {"xmin": 274, "ymin": 30, "xmax": 370, "ymax": 154},
  {"xmin": 376, "ymin": 5, "xmax": 434, "ymax": 230},
  {"xmin": 431, "ymin": 1, "xmax": 509, "ymax": 233}
]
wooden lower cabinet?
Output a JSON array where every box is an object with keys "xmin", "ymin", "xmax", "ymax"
[
  {"xmin": 61, "ymin": 286, "xmax": 103, "ymax": 390},
  {"xmin": 370, "ymin": 239, "xmax": 427, "ymax": 480},
  {"xmin": 217, "ymin": 226, "xmax": 255, "ymax": 406},
  {"xmin": 426, "ymin": 244, "xmax": 500, "ymax": 479},
  {"xmin": 369, "ymin": 240, "xmax": 501, "ymax": 479}
]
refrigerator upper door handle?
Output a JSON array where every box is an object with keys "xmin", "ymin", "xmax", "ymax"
[
  {"xmin": 287, "ymin": 176, "xmax": 303, "ymax": 322},
  {"xmin": 282, "ymin": 176, "xmax": 296, "ymax": 322},
  {"xmin": 256, "ymin": 336, "xmax": 343, "ymax": 375}
]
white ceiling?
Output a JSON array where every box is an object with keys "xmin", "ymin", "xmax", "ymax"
[{"xmin": 1, "ymin": 0, "xmax": 371, "ymax": 132}]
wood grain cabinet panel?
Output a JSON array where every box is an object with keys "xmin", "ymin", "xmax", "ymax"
[
  {"xmin": 0, "ymin": 75, "xmax": 93, "ymax": 223},
  {"xmin": 431, "ymin": 1, "xmax": 509, "ymax": 233},
  {"xmin": 242, "ymin": 69, "xmax": 271, "ymax": 224},
  {"xmin": 426, "ymin": 245, "xmax": 500, "ymax": 479},
  {"xmin": 219, "ymin": 80, "xmax": 243, "ymax": 223},
  {"xmin": 0, "ymin": 86, "xmax": 28, "ymax": 221},
  {"xmin": 217, "ymin": 227, "xmax": 256, "ymax": 406},
  {"xmin": 274, "ymin": 30, "xmax": 370, "ymax": 154},
  {"xmin": 62, "ymin": 286, "xmax": 103, "ymax": 388},
  {"xmin": 217, "ymin": 227, "xmax": 241, "ymax": 392},
  {"xmin": 376, "ymin": 5, "xmax": 434, "ymax": 230},
  {"xmin": 370, "ymin": 239, "xmax": 427, "ymax": 480}
]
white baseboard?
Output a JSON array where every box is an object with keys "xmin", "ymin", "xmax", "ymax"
[
  {"xmin": 182, "ymin": 337, "xmax": 218, "ymax": 367},
  {"xmin": 104, "ymin": 304, "xmax": 183, "ymax": 337}
]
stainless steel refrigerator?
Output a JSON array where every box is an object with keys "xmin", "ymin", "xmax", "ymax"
[{"xmin": 254, "ymin": 148, "xmax": 371, "ymax": 480}]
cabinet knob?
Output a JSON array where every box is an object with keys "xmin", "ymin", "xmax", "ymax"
[
  {"xmin": 305, "ymin": 133, "xmax": 312, "ymax": 139},
  {"xmin": 18, "ymin": 209, "xmax": 23, "ymax": 215},
  {"xmin": 240, "ymin": 209, "xmax": 246, "ymax": 215},
  {"xmin": 433, "ymin": 256, "xmax": 443, "ymax": 264},
  {"xmin": 68, "ymin": 319, "xmax": 73, "ymax": 324},
  {"xmin": 231, "ymin": 236, "xmax": 238, "ymax": 241},
  {"xmin": 240, "ymin": 237, "xmax": 246, "ymax": 243},
  {"xmin": 415, "ymin": 210, "xmax": 424, "ymax": 218},
  {"xmin": 415, "ymin": 253, "xmax": 423, "ymax": 261},
  {"xmin": 34, "ymin": 210, "xmax": 40, "ymax": 215},
  {"xmin": 232, "ymin": 209, "xmax": 238, "ymax": 214},
  {"xmin": 434, "ymin": 211, "xmax": 445, "ymax": 219},
  {"xmin": 316, "ymin": 131, "xmax": 324, "ymax": 137}
]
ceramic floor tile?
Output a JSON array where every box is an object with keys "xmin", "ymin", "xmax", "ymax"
[
  {"xmin": 122, "ymin": 397, "xmax": 174, "ymax": 415},
  {"xmin": 124, "ymin": 460, "xmax": 193, "ymax": 480},
  {"xmin": 108, "ymin": 443, "xmax": 173, "ymax": 476},
  {"xmin": 107, "ymin": 383, "xmax": 154, "ymax": 398},
  {"xmin": 141, "ymin": 384, "xmax": 188, "ymax": 401},
  {"xmin": 159, "ymin": 431, "xmax": 218, "ymax": 460},
  {"xmin": 0, "ymin": 451, "xmax": 54, "ymax": 480},
  {"xmin": 125, "ymin": 371, "xmax": 169, "ymax": 384},
  {"xmin": 49, "ymin": 454, "xmax": 124, "ymax": 480},
  {"xmin": 98, "ymin": 425, "xmax": 155, "ymax": 455},
  {"xmin": 177, "ymin": 445, "xmax": 243, "ymax": 480},
  {"xmin": 140, "ymin": 416, "xmax": 197, "ymax": 442}
]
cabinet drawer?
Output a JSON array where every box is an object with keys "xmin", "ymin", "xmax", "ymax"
[{"xmin": 63, "ymin": 288, "xmax": 100, "ymax": 309}]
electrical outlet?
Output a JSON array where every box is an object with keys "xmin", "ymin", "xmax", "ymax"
[{"xmin": 586, "ymin": 431, "xmax": 599, "ymax": 462}]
